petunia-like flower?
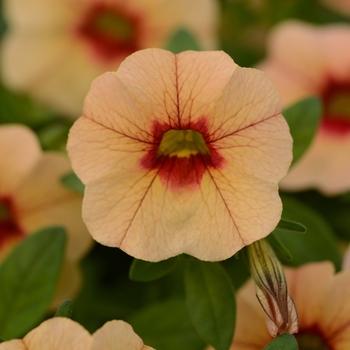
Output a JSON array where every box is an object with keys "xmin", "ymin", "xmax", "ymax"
[
  {"xmin": 0, "ymin": 0, "xmax": 218, "ymax": 118},
  {"xmin": 0, "ymin": 124, "xmax": 92, "ymax": 305},
  {"xmin": 67, "ymin": 48, "xmax": 292, "ymax": 262},
  {"xmin": 0, "ymin": 317, "xmax": 154, "ymax": 350},
  {"xmin": 247, "ymin": 239, "xmax": 299, "ymax": 337},
  {"xmin": 259, "ymin": 21, "xmax": 350, "ymax": 194},
  {"xmin": 321, "ymin": 0, "xmax": 350, "ymax": 17},
  {"xmin": 217, "ymin": 262, "xmax": 350, "ymax": 350}
]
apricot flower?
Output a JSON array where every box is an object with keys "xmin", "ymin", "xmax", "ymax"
[
  {"xmin": 1, "ymin": 0, "xmax": 218, "ymax": 118},
  {"xmin": 221, "ymin": 262, "xmax": 350, "ymax": 350},
  {"xmin": 259, "ymin": 21, "xmax": 350, "ymax": 194},
  {"xmin": 0, "ymin": 318, "xmax": 154, "ymax": 350},
  {"xmin": 67, "ymin": 48, "xmax": 292, "ymax": 262},
  {"xmin": 321, "ymin": 0, "xmax": 350, "ymax": 17},
  {"xmin": 0, "ymin": 124, "xmax": 91, "ymax": 305}
]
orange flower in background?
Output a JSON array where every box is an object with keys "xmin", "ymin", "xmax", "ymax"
[
  {"xmin": 222, "ymin": 262, "xmax": 350, "ymax": 350},
  {"xmin": 0, "ymin": 124, "xmax": 92, "ymax": 305},
  {"xmin": 67, "ymin": 48, "xmax": 292, "ymax": 262},
  {"xmin": 0, "ymin": 0, "xmax": 218, "ymax": 118},
  {"xmin": 0, "ymin": 318, "xmax": 154, "ymax": 349},
  {"xmin": 259, "ymin": 21, "xmax": 350, "ymax": 194}
]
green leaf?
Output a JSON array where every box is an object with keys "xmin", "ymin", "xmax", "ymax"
[
  {"xmin": 266, "ymin": 232, "xmax": 293, "ymax": 261},
  {"xmin": 128, "ymin": 298, "xmax": 205, "ymax": 350},
  {"xmin": 185, "ymin": 260, "xmax": 236, "ymax": 350},
  {"xmin": 0, "ymin": 227, "xmax": 66, "ymax": 339},
  {"xmin": 276, "ymin": 218, "xmax": 306, "ymax": 233},
  {"xmin": 277, "ymin": 195, "xmax": 342, "ymax": 270},
  {"xmin": 54, "ymin": 299, "xmax": 73, "ymax": 318},
  {"xmin": 129, "ymin": 257, "xmax": 180, "ymax": 282},
  {"xmin": 61, "ymin": 172, "xmax": 85, "ymax": 194},
  {"xmin": 0, "ymin": 337, "xmax": 4, "ymax": 343},
  {"xmin": 282, "ymin": 96, "xmax": 322, "ymax": 166},
  {"xmin": 263, "ymin": 334, "xmax": 298, "ymax": 350},
  {"xmin": 167, "ymin": 28, "xmax": 201, "ymax": 53}
]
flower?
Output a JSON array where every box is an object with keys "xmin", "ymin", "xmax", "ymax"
[
  {"xmin": 67, "ymin": 48, "xmax": 292, "ymax": 262},
  {"xmin": 259, "ymin": 21, "xmax": 350, "ymax": 194},
  {"xmin": 1, "ymin": 0, "xmax": 218, "ymax": 118},
  {"xmin": 0, "ymin": 317, "xmax": 154, "ymax": 349},
  {"xmin": 321, "ymin": 0, "xmax": 350, "ymax": 17},
  {"xmin": 0, "ymin": 124, "xmax": 92, "ymax": 305},
  {"xmin": 247, "ymin": 240, "xmax": 299, "ymax": 337},
  {"xmin": 219, "ymin": 262, "xmax": 350, "ymax": 350}
]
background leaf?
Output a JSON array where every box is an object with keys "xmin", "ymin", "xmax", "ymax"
[
  {"xmin": 185, "ymin": 260, "xmax": 236, "ymax": 350},
  {"xmin": 167, "ymin": 28, "xmax": 201, "ymax": 53},
  {"xmin": 0, "ymin": 227, "xmax": 66, "ymax": 339},
  {"xmin": 263, "ymin": 333, "xmax": 298, "ymax": 350},
  {"xmin": 54, "ymin": 299, "xmax": 73, "ymax": 318},
  {"xmin": 129, "ymin": 257, "xmax": 180, "ymax": 282},
  {"xmin": 282, "ymin": 96, "xmax": 322, "ymax": 166},
  {"xmin": 276, "ymin": 195, "xmax": 342, "ymax": 270},
  {"xmin": 128, "ymin": 298, "xmax": 205, "ymax": 350},
  {"xmin": 61, "ymin": 172, "xmax": 85, "ymax": 194}
]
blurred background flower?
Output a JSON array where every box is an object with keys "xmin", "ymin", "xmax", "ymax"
[
  {"xmin": 0, "ymin": 124, "xmax": 92, "ymax": 306},
  {"xmin": 224, "ymin": 262, "xmax": 350, "ymax": 349},
  {"xmin": 0, "ymin": 0, "xmax": 218, "ymax": 119},
  {"xmin": 259, "ymin": 21, "xmax": 350, "ymax": 194}
]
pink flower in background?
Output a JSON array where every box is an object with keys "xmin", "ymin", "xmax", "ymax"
[
  {"xmin": 0, "ymin": 318, "xmax": 154, "ymax": 350},
  {"xmin": 0, "ymin": 0, "xmax": 218, "ymax": 118},
  {"xmin": 0, "ymin": 124, "xmax": 92, "ymax": 305},
  {"xmin": 259, "ymin": 21, "xmax": 350, "ymax": 194},
  {"xmin": 67, "ymin": 48, "xmax": 292, "ymax": 262},
  {"xmin": 221, "ymin": 262, "xmax": 350, "ymax": 350}
]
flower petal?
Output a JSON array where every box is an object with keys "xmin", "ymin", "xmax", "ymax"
[
  {"xmin": 0, "ymin": 340, "xmax": 27, "ymax": 350},
  {"xmin": 13, "ymin": 153, "xmax": 91, "ymax": 261},
  {"xmin": 0, "ymin": 125, "xmax": 41, "ymax": 195},
  {"xmin": 92, "ymin": 320, "xmax": 154, "ymax": 350},
  {"xmin": 23, "ymin": 318, "xmax": 92, "ymax": 350}
]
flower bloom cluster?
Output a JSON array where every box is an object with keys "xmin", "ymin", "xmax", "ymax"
[
  {"xmin": 0, "ymin": 124, "xmax": 91, "ymax": 305},
  {"xmin": 68, "ymin": 48, "xmax": 293, "ymax": 262},
  {"xmin": 1, "ymin": 0, "xmax": 218, "ymax": 117},
  {"xmin": 259, "ymin": 20, "xmax": 350, "ymax": 194},
  {"xmin": 0, "ymin": 318, "xmax": 154, "ymax": 350}
]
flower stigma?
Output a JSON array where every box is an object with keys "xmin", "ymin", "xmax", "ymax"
[{"xmin": 158, "ymin": 129, "xmax": 210, "ymax": 158}]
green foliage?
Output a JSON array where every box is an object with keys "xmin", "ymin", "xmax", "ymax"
[
  {"xmin": 0, "ymin": 227, "xmax": 66, "ymax": 339},
  {"xmin": 54, "ymin": 299, "xmax": 73, "ymax": 318},
  {"xmin": 166, "ymin": 28, "xmax": 201, "ymax": 53},
  {"xmin": 282, "ymin": 96, "xmax": 322, "ymax": 166},
  {"xmin": 185, "ymin": 260, "xmax": 236, "ymax": 350},
  {"xmin": 129, "ymin": 298, "xmax": 205, "ymax": 350},
  {"xmin": 276, "ymin": 218, "xmax": 307, "ymax": 233},
  {"xmin": 129, "ymin": 257, "xmax": 180, "ymax": 282},
  {"xmin": 61, "ymin": 172, "xmax": 85, "ymax": 195},
  {"xmin": 277, "ymin": 195, "xmax": 342, "ymax": 270},
  {"xmin": 263, "ymin": 333, "xmax": 298, "ymax": 350}
]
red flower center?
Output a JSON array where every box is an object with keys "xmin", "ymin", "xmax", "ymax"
[
  {"xmin": 295, "ymin": 328, "xmax": 331, "ymax": 350},
  {"xmin": 76, "ymin": 4, "xmax": 141, "ymax": 63},
  {"xmin": 0, "ymin": 197, "xmax": 25, "ymax": 250},
  {"xmin": 322, "ymin": 82, "xmax": 350, "ymax": 135},
  {"xmin": 140, "ymin": 117, "xmax": 225, "ymax": 192}
]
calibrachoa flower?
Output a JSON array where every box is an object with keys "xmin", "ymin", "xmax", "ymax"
[
  {"xmin": 0, "ymin": 124, "xmax": 91, "ymax": 305},
  {"xmin": 0, "ymin": 0, "xmax": 218, "ymax": 118},
  {"xmin": 217, "ymin": 262, "xmax": 350, "ymax": 350},
  {"xmin": 0, "ymin": 318, "xmax": 154, "ymax": 350},
  {"xmin": 67, "ymin": 48, "xmax": 292, "ymax": 262},
  {"xmin": 259, "ymin": 21, "xmax": 350, "ymax": 194}
]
